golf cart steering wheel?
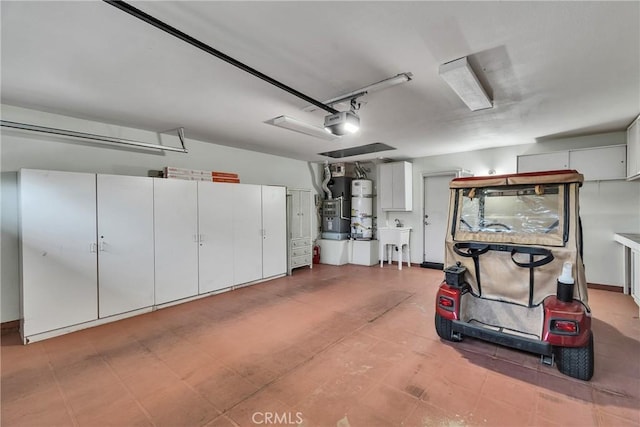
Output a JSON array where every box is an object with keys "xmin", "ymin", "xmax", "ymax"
[{"xmin": 481, "ymin": 222, "xmax": 512, "ymax": 232}]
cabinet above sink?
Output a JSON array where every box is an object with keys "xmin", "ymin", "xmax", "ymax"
[{"xmin": 379, "ymin": 161, "xmax": 413, "ymax": 211}]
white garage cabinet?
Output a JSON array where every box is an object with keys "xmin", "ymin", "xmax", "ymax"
[
  {"xmin": 97, "ymin": 174, "xmax": 155, "ymax": 318},
  {"xmin": 19, "ymin": 169, "xmax": 287, "ymax": 343},
  {"xmin": 20, "ymin": 170, "xmax": 99, "ymax": 340},
  {"xmin": 154, "ymin": 180, "xmax": 287, "ymax": 304},
  {"xmin": 153, "ymin": 178, "xmax": 200, "ymax": 304},
  {"xmin": 19, "ymin": 170, "xmax": 155, "ymax": 343}
]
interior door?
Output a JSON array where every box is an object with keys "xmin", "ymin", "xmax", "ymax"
[
  {"xmin": 262, "ymin": 186, "xmax": 287, "ymax": 278},
  {"xmin": 423, "ymin": 174, "xmax": 455, "ymax": 269},
  {"xmin": 154, "ymin": 178, "xmax": 199, "ymax": 304},
  {"xmin": 233, "ymin": 184, "xmax": 263, "ymax": 285},
  {"xmin": 198, "ymin": 181, "xmax": 234, "ymax": 293},
  {"xmin": 97, "ymin": 174, "xmax": 154, "ymax": 317},
  {"xmin": 20, "ymin": 169, "xmax": 98, "ymax": 337}
]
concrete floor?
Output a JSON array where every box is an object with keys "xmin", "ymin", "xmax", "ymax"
[{"xmin": 1, "ymin": 264, "xmax": 639, "ymax": 426}]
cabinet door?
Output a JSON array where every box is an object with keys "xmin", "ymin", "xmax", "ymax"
[
  {"xmin": 233, "ymin": 184, "xmax": 263, "ymax": 285},
  {"xmin": 97, "ymin": 175, "xmax": 154, "ymax": 317},
  {"xmin": 392, "ymin": 162, "xmax": 413, "ymax": 210},
  {"xmin": 517, "ymin": 152, "xmax": 569, "ymax": 173},
  {"xmin": 198, "ymin": 182, "xmax": 234, "ymax": 293},
  {"xmin": 262, "ymin": 186, "xmax": 287, "ymax": 278},
  {"xmin": 289, "ymin": 190, "xmax": 301, "ymax": 239},
  {"xmin": 392, "ymin": 162, "xmax": 404, "ymax": 209},
  {"xmin": 628, "ymin": 118, "xmax": 639, "ymax": 179},
  {"xmin": 154, "ymin": 179, "xmax": 199, "ymax": 304},
  {"xmin": 569, "ymin": 145, "xmax": 626, "ymax": 181},
  {"xmin": 20, "ymin": 169, "xmax": 98, "ymax": 337},
  {"xmin": 379, "ymin": 163, "xmax": 393, "ymax": 210},
  {"xmin": 299, "ymin": 190, "xmax": 312, "ymax": 239},
  {"xmin": 380, "ymin": 162, "xmax": 412, "ymax": 211}
]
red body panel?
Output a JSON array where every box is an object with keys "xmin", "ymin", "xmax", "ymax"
[
  {"xmin": 435, "ymin": 283, "xmax": 461, "ymax": 320},
  {"xmin": 542, "ymin": 296, "xmax": 591, "ymax": 347}
]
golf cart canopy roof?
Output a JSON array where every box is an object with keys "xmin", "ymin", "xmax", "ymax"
[{"xmin": 450, "ymin": 170, "xmax": 584, "ymax": 189}]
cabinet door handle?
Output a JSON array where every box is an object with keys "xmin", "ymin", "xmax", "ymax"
[
  {"xmin": 199, "ymin": 234, "xmax": 204, "ymax": 243},
  {"xmin": 193, "ymin": 234, "xmax": 198, "ymax": 243},
  {"xmin": 99, "ymin": 240, "xmax": 105, "ymax": 251},
  {"xmin": 90, "ymin": 243, "xmax": 97, "ymax": 253}
]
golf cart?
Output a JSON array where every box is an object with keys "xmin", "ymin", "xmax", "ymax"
[{"xmin": 435, "ymin": 170, "xmax": 594, "ymax": 380}]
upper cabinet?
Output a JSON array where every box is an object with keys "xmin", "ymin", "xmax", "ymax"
[
  {"xmin": 627, "ymin": 116, "xmax": 640, "ymax": 180},
  {"xmin": 518, "ymin": 152, "xmax": 569, "ymax": 173},
  {"xmin": 518, "ymin": 145, "xmax": 627, "ymax": 181},
  {"xmin": 569, "ymin": 145, "xmax": 626, "ymax": 181},
  {"xmin": 379, "ymin": 161, "xmax": 413, "ymax": 211}
]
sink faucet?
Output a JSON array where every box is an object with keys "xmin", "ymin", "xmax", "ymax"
[{"xmin": 395, "ymin": 218, "xmax": 402, "ymax": 227}]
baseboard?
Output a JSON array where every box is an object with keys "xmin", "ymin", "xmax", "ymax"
[
  {"xmin": 421, "ymin": 262, "xmax": 444, "ymax": 270},
  {"xmin": 1, "ymin": 320, "xmax": 20, "ymax": 336},
  {"xmin": 587, "ymin": 283, "xmax": 623, "ymax": 293}
]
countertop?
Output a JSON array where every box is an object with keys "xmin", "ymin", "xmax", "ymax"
[{"xmin": 614, "ymin": 233, "xmax": 640, "ymax": 251}]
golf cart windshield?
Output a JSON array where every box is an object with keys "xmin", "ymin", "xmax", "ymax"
[{"xmin": 455, "ymin": 184, "xmax": 566, "ymax": 247}]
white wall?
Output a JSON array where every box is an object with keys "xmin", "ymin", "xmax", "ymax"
[
  {"xmin": 3, "ymin": 105, "xmax": 638, "ymax": 322},
  {"xmin": 1, "ymin": 105, "xmax": 321, "ymax": 322},
  {"xmin": 377, "ymin": 132, "xmax": 640, "ymax": 288}
]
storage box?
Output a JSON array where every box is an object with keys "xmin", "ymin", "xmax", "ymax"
[
  {"xmin": 444, "ymin": 264, "xmax": 467, "ymax": 287},
  {"xmin": 164, "ymin": 167, "xmax": 239, "ymax": 181},
  {"xmin": 212, "ymin": 177, "xmax": 240, "ymax": 183},
  {"xmin": 212, "ymin": 171, "xmax": 239, "ymax": 179}
]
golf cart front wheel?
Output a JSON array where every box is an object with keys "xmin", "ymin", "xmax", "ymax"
[
  {"xmin": 555, "ymin": 332, "xmax": 594, "ymax": 381},
  {"xmin": 435, "ymin": 313, "xmax": 461, "ymax": 342}
]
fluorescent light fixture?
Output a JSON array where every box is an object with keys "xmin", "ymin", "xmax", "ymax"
[
  {"xmin": 439, "ymin": 57, "xmax": 492, "ymax": 111},
  {"xmin": 267, "ymin": 115, "xmax": 339, "ymax": 141},
  {"xmin": 303, "ymin": 72, "xmax": 413, "ymax": 112},
  {"xmin": 324, "ymin": 111, "xmax": 360, "ymax": 136}
]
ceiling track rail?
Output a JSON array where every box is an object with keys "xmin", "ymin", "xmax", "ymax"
[
  {"xmin": 104, "ymin": 0, "xmax": 339, "ymax": 115},
  {"xmin": 0, "ymin": 120, "xmax": 188, "ymax": 153}
]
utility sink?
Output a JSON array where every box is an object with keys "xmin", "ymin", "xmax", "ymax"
[{"xmin": 378, "ymin": 227, "xmax": 412, "ymax": 270}]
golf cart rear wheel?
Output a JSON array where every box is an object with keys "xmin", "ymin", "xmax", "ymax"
[
  {"xmin": 555, "ymin": 332, "xmax": 594, "ymax": 381},
  {"xmin": 435, "ymin": 313, "xmax": 461, "ymax": 342}
]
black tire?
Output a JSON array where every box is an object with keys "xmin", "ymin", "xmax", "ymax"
[
  {"xmin": 435, "ymin": 313, "xmax": 460, "ymax": 342},
  {"xmin": 555, "ymin": 332, "xmax": 594, "ymax": 381}
]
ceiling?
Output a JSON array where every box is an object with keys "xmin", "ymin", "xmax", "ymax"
[{"xmin": 1, "ymin": 1, "xmax": 639, "ymax": 163}]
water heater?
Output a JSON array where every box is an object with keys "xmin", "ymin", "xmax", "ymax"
[{"xmin": 351, "ymin": 180, "xmax": 373, "ymax": 240}]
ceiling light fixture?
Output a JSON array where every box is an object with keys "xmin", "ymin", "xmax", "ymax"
[
  {"xmin": 267, "ymin": 116, "xmax": 339, "ymax": 141},
  {"xmin": 439, "ymin": 57, "xmax": 492, "ymax": 111},
  {"xmin": 303, "ymin": 72, "xmax": 413, "ymax": 112}
]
